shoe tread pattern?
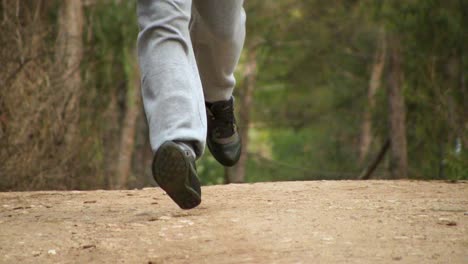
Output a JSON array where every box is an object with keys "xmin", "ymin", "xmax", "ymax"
[{"xmin": 153, "ymin": 142, "xmax": 201, "ymax": 209}]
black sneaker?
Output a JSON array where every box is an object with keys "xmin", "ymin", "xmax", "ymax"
[
  {"xmin": 205, "ymin": 97, "xmax": 241, "ymax": 167},
  {"xmin": 152, "ymin": 141, "xmax": 201, "ymax": 209}
]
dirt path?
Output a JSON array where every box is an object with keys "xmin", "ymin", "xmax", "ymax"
[{"xmin": 0, "ymin": 181, "xmax": 467, "ymax": 263}]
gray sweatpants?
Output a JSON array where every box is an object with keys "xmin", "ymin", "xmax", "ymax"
[{"xmin": 137, "ymin": 0, "xmax": 246, "ymax": 157}]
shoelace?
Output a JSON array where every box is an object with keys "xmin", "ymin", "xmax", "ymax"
[{"xmin": 209, "ymin": 104, "xmax": 235, "ymax": 138}]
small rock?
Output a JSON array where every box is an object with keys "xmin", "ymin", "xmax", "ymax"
[
  {"xmin": 321, "ymin": 236, "xmax": 334, "ymax": 241},
  {"xmin": 179, "ymin": 219, "xmax": 194, "ymax": 225},
  {"xmin": 13, "ymin": 206, "xmax": 29, "ymax": 210},
  {"xmin": 135, "ymin": 211, "xmax": 151, "ymax": 217},
  {"xmin": 82, "ymin": 244, "xmax": 96, "ymax": 249},
  {"xmin": 84, "ymin": 200, "xmax": 97, "ymax": 204},
  {"xmin": 438, "ymin": 218, "xmax": 457, "ymax": 226},
  {"xmin": 32, "ymin": 251, "xmax": 41, "ymax": 257},
  {"xmin": 47, "ymin": 249, "xmax": 57, "ymax": 255}
]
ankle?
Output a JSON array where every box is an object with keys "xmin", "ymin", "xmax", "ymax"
[{"xmin": 175, "ymin": 141, "xmax": 196, "ymax": 159}]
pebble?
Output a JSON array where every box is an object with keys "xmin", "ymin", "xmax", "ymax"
[
  {"xmin": 438, "ymin": 218, "xmax": 457, "ymax": 226},
  {"xmin": 82, "ymin": 244, "xmax": 96, "ymax": 249},
  {"xmin": 179, "ymin": 219, "xmax": 194, "ymax": 226}
]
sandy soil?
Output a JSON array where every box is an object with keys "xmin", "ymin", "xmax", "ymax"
[{"xmin": 0, "ymin": 180, "xmax": 467, "ymax": 263}]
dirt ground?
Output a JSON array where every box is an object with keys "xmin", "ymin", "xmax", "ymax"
[{"xmin": 0, "ymin": 180, "xmax": 467, "ymax": 264}]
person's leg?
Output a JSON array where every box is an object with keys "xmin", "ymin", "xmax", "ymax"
[
  {"xmin": 137, "ymin": 0, "xmax": 206, "ymax": 158},
  {"xmin": 137, "ymin": 0, "xmax": 205, "ymax": 209},
  {"xmin": 190, "ymin": 0, "xmax": 246, "ymax": 166},
  {"xmin": 191, "ymin": 0, "xmax": 246, "ymax": 102}
]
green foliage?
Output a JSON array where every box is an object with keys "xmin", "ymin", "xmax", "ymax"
[
  {"xmin": 78, "ymin": 2, "xmax": 139, "ymax": 188},
  {"xmin": 197, "ymin": 153, "xmax": 225, "ymax": 185},
  {"xmin": 387, "ymin": 0, "xmax": 467, "ymax": 179},
  {"xmin": 209, "ymin": 0, "xmax": 467, "ymax": 183},
  {"xmin": 445, "ymin": 149, "xmax": 468, "ymax": 180},
  {"xmin": 221, "ymin": 1, "xmax": 376, "ymax": 183},
  {"xmin": 4, "ymin": 1, "xmax": 466, "ymax": 190}
]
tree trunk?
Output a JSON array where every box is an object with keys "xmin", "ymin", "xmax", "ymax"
[
  {"xmin": 226, "ymin": 47, "xmax": 257, "ymax": 183},
  {"xmin": 224, "ymin": 167, "xmax": 235, "ymax": 184},
  {"xmin": 387, "ymin": 34, "xmax": 408, "ymax": 179},
  {"xmin": 359, "ymin": 29, "xmax": 386, "ymax": 164},
  {"xmin": 116, "ymin": 50, "xmax": 141, "ymax": 189},
  {"xmin": 359, "ymin": 138, "xmax": 390, "ymax": 180},
  {"xmin": 56, "ymin": 0, "xmax": 84, "ymax": 148},
  {"xmin": 458, "ymin": 47, "xmax": 467, "ymax": 147}
]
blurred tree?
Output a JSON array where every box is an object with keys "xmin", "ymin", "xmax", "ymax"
[
  {"xmin": 359, "ymin": 28, "xmax": 386, "ymax": 164},
  {"xmin": 386, "ymin": 0, "xmax": 466, "ymax": 179},
  {"xmin": 386, "ymin": 32, "xmax": 408, "ymax": 179},
  {"xmin": 116, "ymin": 50, "xmax": 141, "ymax": 188},
  {"xmin": 227, "ymin": 46, "xmax": 258, "ymax": 183},
  {"xmin": 56, "ymin": 0, "xmax": 84, "ymax": 151}
]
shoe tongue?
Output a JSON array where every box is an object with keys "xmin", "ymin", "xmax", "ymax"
[
  {"xmin": 206, "ymin": 99, "xmax": 235, "ymax": 138},
  {"xmin": 211, "ymin": 99, "xmax": 232, "ymax": 112},
  {"xmin": 207, "ymin": 98, "xmax": 233, "ymax": 109}
]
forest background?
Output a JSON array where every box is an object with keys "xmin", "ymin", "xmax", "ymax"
[{"xmin": 0, "ymin": 0, "xmax": 467, "ymax": 191}]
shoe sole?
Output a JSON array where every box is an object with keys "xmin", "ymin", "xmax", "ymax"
[{"xmin": 152, "ymin": 142, "xmax": 201, "ymax": 210}]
